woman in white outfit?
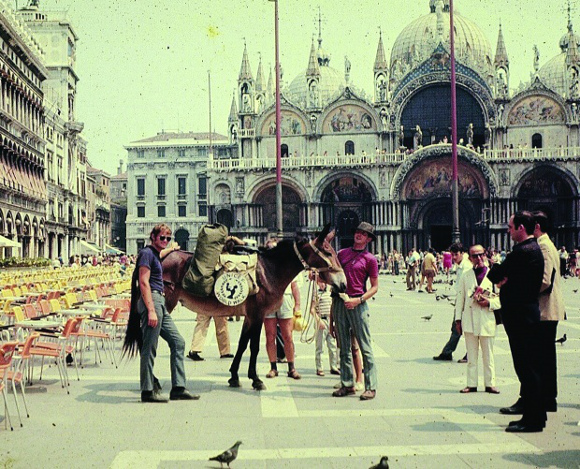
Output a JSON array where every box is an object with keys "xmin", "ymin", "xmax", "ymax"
[{"xmin": 455, "ymin": 245, "xmax": 501, "ymax": 394}]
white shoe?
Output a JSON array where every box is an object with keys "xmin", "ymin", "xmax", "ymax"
[{"xmin": 355, "ymin": 382, "xmax": 364, "ymax": 392}]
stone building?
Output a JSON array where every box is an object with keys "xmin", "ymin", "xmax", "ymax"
[
  {"xmin": 86, "ymin": 166, "xmax": 111, "ymax": 251},
  {"xmin": 125, "ymin": 132, "xmax": 232, "ymax": 254},
  {"xmin": 206, "ymin": 0, "xmax": 580, "ymax": 252},
  {"xmin": 0, "ymin": 1, "xmax": 48, "ymax": 258},
  {"xmin": 110, "ymin": 160, "xmax": 127, "ymax": 253},
  {"xmin": 17, "ymin": 2, "xmax": 90, "ymax": 261}
]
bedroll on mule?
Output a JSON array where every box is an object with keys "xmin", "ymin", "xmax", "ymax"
[{"xmin": 182, "ymin": 223, "xmax": 228, "ymax": 296}]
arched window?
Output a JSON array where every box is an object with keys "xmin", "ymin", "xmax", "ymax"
[
  {"xmin": 345, "ymin": 141, "xmax": 355, "ymax": 155},
  {"xmin": 281, "ymin": 144, "xmax": 289, "ymax": 158},
  {"xmin": 532, "ymin": 133, "xmax": 542, "ymax": 149}
]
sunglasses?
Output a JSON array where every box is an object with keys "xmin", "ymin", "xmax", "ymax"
[
  {"xmin": 471, "ymin": 253, "xmax": 485, "ymax": 258},
  {"xmin": 159, "ymin": 236, "xmax": 172, "ymax": 242}
]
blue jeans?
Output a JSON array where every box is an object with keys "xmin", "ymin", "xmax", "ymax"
[
  {"xmin": 138, "ymin": 291, "xmax": 186, "ymax": 392},
  {"xmin": 333, "ymin": 299, "xmax": 377, "ymax": 390}
]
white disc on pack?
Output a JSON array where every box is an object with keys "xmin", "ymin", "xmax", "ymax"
[{"xmin": 214, "ymin": 272, "xmax": 249, "ymax": 306}]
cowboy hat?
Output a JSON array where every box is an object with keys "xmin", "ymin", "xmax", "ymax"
[{"xmin": 354, "ymin": 222, "xmax": 376, "ymax": 241}]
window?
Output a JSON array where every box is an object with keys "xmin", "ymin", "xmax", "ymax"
[
  {"xmin": 137, "ymin": 149, "xmax": 145, "ymax": 158},
  {"xmin": 198, "ymin": 202, "xmax": 207, "ymax": 217},
  {"xmin": 157, "ymin": 205, "xmax": 166, "ymax": 217},
  {"xmin": 157, "ymin": 149, "xmax": 165, "ymax": 158},
  {"xmin": 281, "ymin": 144, "xmax": 289, "ymax": 158},
  {"xmin": 345, "ymin": 141, "xmax": 355, "ymax": 155},
  {"xmin": 198, "ymin": 148, "xmax": 207, "ymax": 157},
  {"xmin": 136, "ymin": 240, "xmax": 145, "ymax": 251},
  {"xmin": 137, "ymin": 178, "xmax": 145, "ymax": 197},
  {"xmin": 157, "ymin": 178, "xmax": 166, "ymax": 196},
  {"xmin": 178, "ymin": 149, "xmax": 186, "ymax": 157},
  {"xmin": 178, "ymin": 177, "xmax": 186, "ymax": 196},
  {"xmin": 532, "ymin": 133, "xmax": 542, "ymax": 149},
  {"xmin": 178, "ymin": 205, "xmax": 186, "ymax": 217},
  {"xmin": 198, "ymin": 176, "xmax": 207, "ymax": 199},
  {"xmin": 137, "ymin": 206, "xmax": 145, "ymax": 218}
]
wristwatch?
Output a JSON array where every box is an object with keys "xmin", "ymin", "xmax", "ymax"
[{"xmin": 360, "ymin": 296, "xmax": 366, "ymax": 304}]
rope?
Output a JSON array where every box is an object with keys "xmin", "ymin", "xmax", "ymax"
[{"xmin": 299, "ymin": 272, "xmax": 319, "ymax": 345}]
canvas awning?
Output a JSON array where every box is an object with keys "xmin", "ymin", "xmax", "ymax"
[
  {"xmin": 105, "ymin": 244, "xmax": 124, "ymax": 255},
  {"xmin": 79, "ymin": 240, "xmax": 101, "ymax": 254},
  {"xmin": 0, "ymin": 234, "xmax": 22, "ymax": 251}
]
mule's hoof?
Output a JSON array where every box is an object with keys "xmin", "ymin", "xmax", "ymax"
[
  {"xmin": 252, "ymin": 380, "xmax": 266, "ymax": 391},
  {"xmin": 228, "ymin": 378, "xmax": 241, "ymax": 388}
]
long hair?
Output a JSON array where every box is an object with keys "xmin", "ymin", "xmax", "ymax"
[{"xmin": 122, "ymin": 254, "xmax": 144, "ymax": 358}]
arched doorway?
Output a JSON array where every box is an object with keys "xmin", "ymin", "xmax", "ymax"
[
  {"xmin": 516, "ymin": 166, "xmax": 576, "ymax": 247},
  {"xmin": 336, "ymin": 210, "xmax": 359, "ymax": 249},
  {"xmin": 216, "ymin": 209, "xmax": 233, "ymax": 229},
  {"xmin": 174, "ymin": 228, "xmax": 190, "ymax": 251},
  {"xmin": 254, "ymin": 184, "xmax": 302, "ymax": 233}
]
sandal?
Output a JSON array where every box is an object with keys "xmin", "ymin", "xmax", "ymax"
[
  {"xmin": 266, "ymin": 369, "xmax": 279, "ymax": 378},
  {"xmin": 287, "ymin": 369, "xmax": 301, "ymax": 380},
  {"xmin": 332, "ymin": 386, "xmax": 356, "ymax": 397},
  {"xmin": 485, "ymin": 386, "xmax": 500, "ymax": 394},
  {"xmin": 460, "ymin": 387, "xmax": 477, "ymax": 393},
  {"xmin": 316, "ymin": 370, "xmax": 325, "ymax": 377}
]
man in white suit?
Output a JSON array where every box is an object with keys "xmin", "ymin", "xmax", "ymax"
[{"xmin": 455, "ymin": 245, "xmax": 501, "ymax": 394}]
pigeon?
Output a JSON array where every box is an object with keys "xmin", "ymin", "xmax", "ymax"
[
  {"xmin": 421, "ymin": 314, "xmax": 433, "ymax": 321},
  {"xmin": 555, "ymin": 333, "xmax": 567, "ymax": 345},
  {"xmin": 209, "ymin": 441, "xmax": 242, "ymax": 468},
  {"xmin": 389, "ymin": 292, "xmax": 394, "ymax": 297},
  {"xmin": 436, "ymin": 295, "xmax": 442, "ymax": 301},
  {"xmin": 369, "ymin": 456, "xmax": 389, "ymax": 469},
  {"xmin": 574, "ymin": 289, "xmax": 578, "ymax": 293}
]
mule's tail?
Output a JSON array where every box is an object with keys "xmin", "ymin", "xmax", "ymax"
[{"xmin": 122, "ymin": 267, "xmax": 143, "ymax": 358}]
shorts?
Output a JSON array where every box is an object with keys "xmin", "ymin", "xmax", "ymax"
[
  {"xmin": 424, "ymin": 268, "xmax": 435, "ymax": 279},
  {"xmin": 265, "ymin": 309, "xmax": 294, "ymax": 320},
  {"xmin": 265, "ymin": 291, "xmax": 294, "ymax": 320}
]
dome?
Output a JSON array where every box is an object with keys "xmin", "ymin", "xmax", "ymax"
[
  {"xmin": 538, "ymin": 53, "xmax": 568, "ymax": 96},
  {"xmin": 390, "ymin": 1, "xmax": 493, "ymax": 83},
  {"xmin": 287, "ymin": 65, "xmax": 346, "ymax": 108}
]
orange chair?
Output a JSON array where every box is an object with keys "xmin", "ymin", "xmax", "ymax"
[
  {"xmin": 0, "ymin": 342, "xmax": 18, "ymax": 430},
  {"xmin": 0, "ymin": 333, "xmax": 39, "ymax": 425},
  {"xmin": 29, "ymin": 318, "xmax": 79, "ymax": 393}
]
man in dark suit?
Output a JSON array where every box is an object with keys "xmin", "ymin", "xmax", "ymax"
[{"xmin": 487, "ymin": 211, "xmax": 546, "ymax": 432}]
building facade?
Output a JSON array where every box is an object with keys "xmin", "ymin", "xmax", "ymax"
[
  {"xmin": 0, "ymin": 0, "xmax": 48, "ymax": 259},
  {"xmin": 125, "ymin": 132, "xmax": 233, "ymax": 254},
  {"xmin": 206, "ymin": 0, "xmax": 580, "ymax": 253},
  {"xmin": 17, "ymin": 2, "xmax": 91, "ymax": 261},
  {"xmin": 110, "ymin": 160, "xmax": 127, "ymax": 253}
]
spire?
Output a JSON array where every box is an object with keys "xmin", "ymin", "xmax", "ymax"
[
  {"xmin": 228, "ymin": 90, "xmax": 238, "ymax": 122},
  {"xmin": 567, "ymin": 27, "xmax": 580, "ymax": 66},
  {"xmin": 316, "ymin": 8, "xmax": 330, "ymax": 66},
  {"xmin": 374, "ymin": 29, "xmax": 388, "ymax": 72},
  {"xmin": 238, "ymin": 41, "xmax": 253, "ymax": 81},
  {"xmin": 307, "ymin": 36, "xmax": 321, "ymax": 76},
  {"xmin": 255, "ymin": 53, "xmax": 265, "ymax": 91},
  {"xmin": 494, "ymin": 23, "xmax": 509, "ymax": 68},
  {"xmin": 267, "ymin": 66, "xmax": 274, "ymax": 101}
]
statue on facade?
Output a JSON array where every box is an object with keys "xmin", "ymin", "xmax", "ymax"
[
  {"xmin": 345, "ymin": 55, "xmax": 351, "ymax": 83},
  {"xmin": 310, "ymin": 114, "xmax": 317, "ymax": 133},
  {"xmin": 497, "ymin": 103, "xmax": 504, "ymax": 125},
  {"xmin": 484, "ymin": 123, "xmax": 491, "ymax": 147},
  {"xmin": 376, "ymin": 76, "xmax": 387, "ymax": 102},
  {"xmin": 466, "ymin": 123, "xmax": 474, "ymax": 145},
  {"xmin": 572, "ymin": 102, "xmax": 578, "ymax": 122},
  {"xmin": 533, "ymin": 45, "xmax": 540, "ymax": 73},
  {"xmin": 309, "ymin": 80, "xmax": 319, "ymax": 107},
  {"xmin": 399, "ymin": 125, "xmax": 405, "ymax": 148},
  {"xmin": 413, "ymin": 125, "xmax": 423, "ymax": 150},
  {"xmin": 569, "ymin": 67, "xmax": 580, "ymax": 99},
  {"xmin": 242, "ymin": 93, "xmax": 252, "ymax": 113}
]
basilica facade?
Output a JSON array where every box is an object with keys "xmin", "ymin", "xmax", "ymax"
[{"xmin": 202, "ymin": 0, "xmax": 580, "ymax": 253}]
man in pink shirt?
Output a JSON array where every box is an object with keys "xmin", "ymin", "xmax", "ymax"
[{"xmin": 331, "ymin": 222, "xmax": 379, "ymax": 400}]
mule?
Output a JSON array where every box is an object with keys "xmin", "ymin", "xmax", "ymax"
[{"xmin": 124, "ymin": 224, "xmax": 346, "ymax": 390}]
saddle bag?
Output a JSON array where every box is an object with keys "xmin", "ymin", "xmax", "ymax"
[
  {"xmin": 182, "ymin": 223, "xmax": 228, "ymax": 296},
  {"xmin": 215, "ymin": 253, "xmax": 260, "ymax": 296}
]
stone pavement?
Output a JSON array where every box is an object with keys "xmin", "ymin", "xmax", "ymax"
[{"xmin": 1, "ymin": 272, "xmax": 579, "ymax": 468}]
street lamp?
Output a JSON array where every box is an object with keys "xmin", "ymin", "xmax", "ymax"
[{"xmin": 269, "ymin": 0, "xmax": 283, "ymax": 237}]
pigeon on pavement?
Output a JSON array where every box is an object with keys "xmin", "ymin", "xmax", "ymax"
[
  {"xmin": 421, "ymin": 314, "xmax": 433, "ymax": 321},
  {"xmin": 555, "ymin": 333, "xmax": 567, "ymax": 345},
  {"xmin": 369, "ymin": 456, "xmax": 389, "ymax": 469},
  {"xmin": 209, "ymin": 441, "xmax": 242, "ymax": 468}
]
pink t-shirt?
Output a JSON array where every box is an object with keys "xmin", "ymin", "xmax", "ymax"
[{"xmin": 338, "ymin": 247, "xmax": 379, "ymax": 297}]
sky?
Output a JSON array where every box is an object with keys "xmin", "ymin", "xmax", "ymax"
[{"xmin": 24, "ymin": 0, "xmax": 579, "ymax": 176}]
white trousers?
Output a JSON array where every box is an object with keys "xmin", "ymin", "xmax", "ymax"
[{"xmin": 464, "ymin": 332, "xmax": 495, "ymax": 388}]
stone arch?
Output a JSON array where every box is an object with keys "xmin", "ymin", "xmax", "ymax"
[
  {"xmin": 391, "ymin": 144, "xmax": 497, "ymax": 200},
  {"xmin": 321, "ymin": 100, "xmax": 378, "ymax": 133},
  {"xmin": 174, "ymin": 228, "xmax": 190, "ymax": 251},
  {"xmin": 253, "ymin": 181, "xmax": 305, "ymax": 232},
  {"xmin": 506, "ymin": 92, "xmax": 566, "ymax": 127},
  {"xmin": 257, "ymin": 103, "xmax": 307, "ymax": 137},
  {"xmin": 315, "ymin": 170, "xmax": 378, "ymax": 202}
]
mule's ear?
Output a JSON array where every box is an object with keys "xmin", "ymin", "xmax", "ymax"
[
  {"xmin": 316, "ymin": 224, "xmax": 331, "ymax": 243},
  {"xmin": 326, "ymin": 229, "xmax": 336, "ymax": 243}
]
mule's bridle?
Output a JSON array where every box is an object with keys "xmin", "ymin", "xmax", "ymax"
[{"xmin": 293, "ymin": 241, "xmax": 335, "ymax": 272}]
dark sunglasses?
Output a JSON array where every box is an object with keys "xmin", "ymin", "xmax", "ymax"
[
  {"xmin": 471, "ymin": 253, "xmax": 485, "ymax": 258},
  {"xmin": 159, "ymin": 236, "xmax": 172, "ymax": 242}
]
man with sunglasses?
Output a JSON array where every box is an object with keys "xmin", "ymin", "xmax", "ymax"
[{"xmin": 137, "ymin": 223, "xmax": 199, "ymax": 403}]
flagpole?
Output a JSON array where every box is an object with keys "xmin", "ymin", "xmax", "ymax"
[{"xmin": 450, "ymin": 0, "xmax": 460, "ymax": 243}]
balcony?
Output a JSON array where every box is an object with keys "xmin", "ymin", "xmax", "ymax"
[
  {"xmin": 240, "ymin": 129, "xmax": 255, "ymax": 138},
  {"xmin": 481, "ymin": 146, "xmax": 580, "ymax": 161}
]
